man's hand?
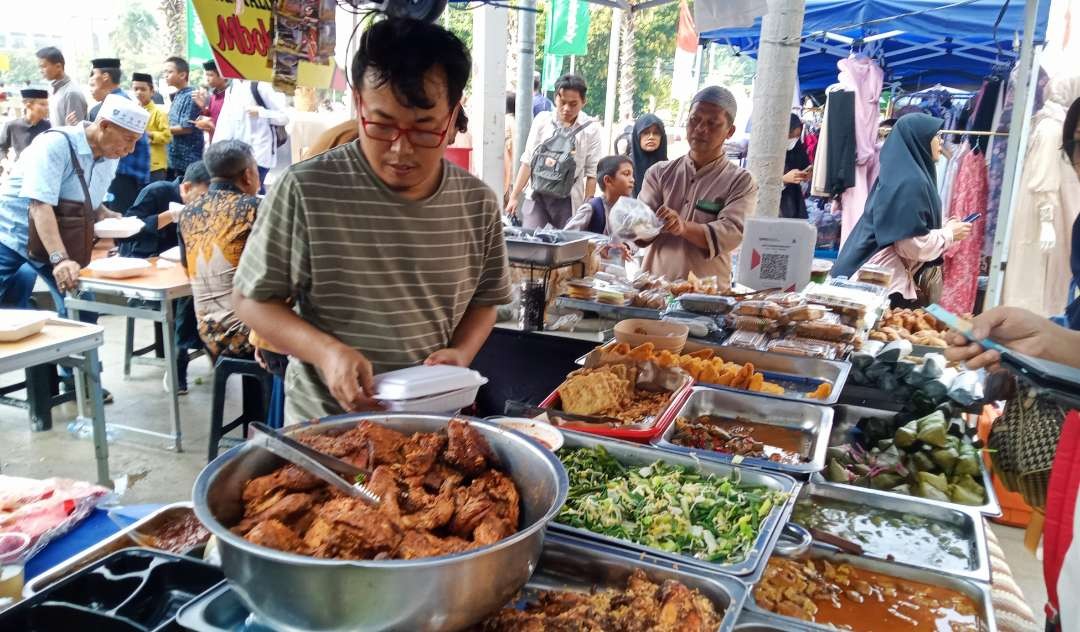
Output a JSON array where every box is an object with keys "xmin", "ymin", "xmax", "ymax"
[
  {"xmin": 944, "ymin": 306, "xmax": 1057, "ymax": 370},
  {"xmin": 53, "ymin": 259, "xmax": 81, "ymax": 293},
  {"xmin": 782, "ymin": 169, "xmax": 808, "ymax": 185},
  {"xmin": 316, "ymin": 342, "xmax": 381, "ymax": 411},
  {"xmin": 425, "ymin": 348, "xmax": 469, "ymax": 367},
  {"xmin": 603, "ymin": 242, "xmax": 633, "ymax": 262},
  {"xmin": 97, "ymin": 207, "xmax": 122, "ymax": 221},
  {"xmin": 65, "ymin": 112, "xmax": 79, "ymax": 125},
  {"xmin": 253, "ymin": 348, "xmax": 267, "ymax": 371},
  {"xmin": 657, "ymin": 206, "xmax": 685, "ymax": 236},
  {"xmin": 192, "ymin": 89, "xmax": 208, "ymax": 109},
  {"xmin": 505, "ymin": 196, "xmax": 520, "ymax": 218},
  {"xmin": 193, "ymin": 116, "xmax": 215, "ymax": 133}
]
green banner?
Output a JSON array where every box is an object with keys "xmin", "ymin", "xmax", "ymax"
[
  {"xmin": 547, "ymin": 0, "xmax": 590, "ymax": 56},
  {"xmin": 542, "ymin": 54, "xmax": 564, "ymax": 92},
  {"xmin": 187, "ymin": 0, "xmax": 212, "ymax": 64}
]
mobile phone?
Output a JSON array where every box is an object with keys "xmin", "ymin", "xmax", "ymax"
[
  {"xmin": 924, "ymin": 304, "xmax": 1009, "ymax": 354},
  {"xmin": 961, "ymin": 212, "xmax": 982, "ymax": 223}
]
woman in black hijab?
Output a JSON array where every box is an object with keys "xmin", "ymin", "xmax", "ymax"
[
  {"xmin": 630, "ymin": 113, "xmax": 668, "ymax": 196},
  {"xmin": 833, "ymin": 113, "xmax": 972, "ymax": 307},
  {"xmin": 780, "ymin": 113, "xmax": 811, "ymax": 219}
]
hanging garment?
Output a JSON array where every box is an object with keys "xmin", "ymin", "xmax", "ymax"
[
  {"xmin": 941, "ymin": 149, "xmax": 988, "ymax": 314},
  {"xmin": 811, "ymin": 95, "xmax": 833, "ymax": 197},
  {"xmin": 1002, "ymin": 76, "xmax": 1080, "ymax": 317},
  {"xmin": 966, "ymin": 77, "xmax": 1002, "ymax": 154},
  {"xmin": 985, "ymin": 67, "xmax": 1050, "ymax": 258},
  {"xmin": 837, "ymin": 55, "xmax": 884, "ymax": 248},
  {"xmin": 824, "ymin": 90, "xmax": 856, "ymax": 198},
  {"xmin": 804, "ymin": 131, "xmax": 819, "ymax": 164}
]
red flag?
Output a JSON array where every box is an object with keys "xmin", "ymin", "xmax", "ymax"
[{"xmin": 677, "ymin": 0, "xmax": 698, "ymax": 54}]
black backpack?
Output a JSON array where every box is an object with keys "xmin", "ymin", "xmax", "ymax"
[
  {"xmin": 529, "ymin": 116, "xmax": 593, "ymax": 199},
  {"xmin": 250, "ymin": 82, "xmax": 288, "ymax": 148}
]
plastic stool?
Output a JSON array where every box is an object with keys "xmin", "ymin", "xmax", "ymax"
[{"xmin": 208, "ymin": 356, "xmax": 274, "ymax": 462}]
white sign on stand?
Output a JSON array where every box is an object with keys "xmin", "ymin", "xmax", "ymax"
[{"xmin": 735, "ymin": 217, "xmax": 816, "ymax": 292}]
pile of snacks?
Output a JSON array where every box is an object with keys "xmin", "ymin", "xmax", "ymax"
[
  {"xmin": 721, "ymin": 292, "xmax": 858, "ymax": 359},
  {"xmin": 556, "ymin": 364, "xmax": 673, "ymax": 424},
  {"xmin": 599, "ymin": 342, "xmax": 797, "ymax": 397},
  {"xmin": 869, "ymin": 308, "xmax": 951, "ymax": 347}
]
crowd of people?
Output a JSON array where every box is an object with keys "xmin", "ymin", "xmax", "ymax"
[{"xmin": 0, "ymin": 46, "xmax": 289, "ymax": 397}]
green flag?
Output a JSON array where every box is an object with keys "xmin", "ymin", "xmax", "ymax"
[
  {"xmin": 547, "ymin": 0, "xmax": 590, "ymax": 56},
  {"xmin": 187, "ymin": 0, "xmax": 212, "ymax": 64},
  {"xmin": 542, "ymin": 54, "xmax": 564, "ymax": 92}
]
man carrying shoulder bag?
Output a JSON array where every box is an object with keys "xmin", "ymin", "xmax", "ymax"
[{"xmin": 0, "ymin": 94, "xmax": 148, "ymax": 307}]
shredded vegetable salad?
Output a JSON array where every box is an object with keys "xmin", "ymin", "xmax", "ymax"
[{"xmin": 558, "ymin": 446, "xmax": 788, "ymax": 563}]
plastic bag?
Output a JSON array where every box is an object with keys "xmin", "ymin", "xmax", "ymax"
[
  {"xmin": 609, "ymin": 197, "xmax": 662, "ymax": 241},
  {"xmin": 0, "ymin": 475, "xmax": 112, "ymax": 562}
]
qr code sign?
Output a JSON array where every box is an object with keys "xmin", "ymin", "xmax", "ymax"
[{"xmin": 759, "ymin": 253, "xmax": 788, "ymax": 281}]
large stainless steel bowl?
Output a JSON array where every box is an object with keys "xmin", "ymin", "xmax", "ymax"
[{"xmin": 192, "ymin": 414, "xmax": 569, "ymax": 632}]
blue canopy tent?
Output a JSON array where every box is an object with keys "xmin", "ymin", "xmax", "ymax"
[{"xmin": 699, "ymin": 0, "xmax": 1050, "ymax": 93}]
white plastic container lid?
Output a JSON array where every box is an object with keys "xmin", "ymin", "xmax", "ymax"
[{"xmin": 372, "ymin": 365, "xmax": 488, "ymax": 401}]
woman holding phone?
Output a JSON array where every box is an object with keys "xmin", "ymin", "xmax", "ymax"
[
  {"xmin": 833, "ymin": 113, "xmax": 974, "ymax": 307},
  {"xmin": 780, "ymin": 113, "xmax": 812, "ymax": 219}
]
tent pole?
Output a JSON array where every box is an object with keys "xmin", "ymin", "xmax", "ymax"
[
  {"xmin": 514, "ymin": 0, "xmax": 538, "ymax": 168},
  {"xmin": 603, "ymin": 7, "xmax": 622, "ymax": 153},
  {"xmin": 746, "ymin": 0, "xmax": 807, "ymax": 218},
  {"xmin": 985, "ymin": 0, "xmax": 1042, "ymax": 309}
]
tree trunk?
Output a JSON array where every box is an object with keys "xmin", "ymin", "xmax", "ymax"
[
  {"xmin": 746, "ymin": 0, "xmax": 806, "ymax": 218},
  {"xmin": 161, "ymin": 0, "xmax": 185, "ymax": 57},
  {"xmin": 617, "ymin": 10, "xmax": 636, "ymax": 126}
]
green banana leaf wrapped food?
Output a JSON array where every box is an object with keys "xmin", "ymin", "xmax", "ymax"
[{"xmin": 915, "ymin": 411, "xmax": 949, "ymax": 448}]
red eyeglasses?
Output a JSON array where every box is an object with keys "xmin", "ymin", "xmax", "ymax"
[{"xmin": 358, "ymin": 99, "xmax": 457, "ymax": 149}]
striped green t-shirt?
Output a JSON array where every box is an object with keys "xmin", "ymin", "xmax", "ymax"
[{"xmin": 234, "ymin": 141, "xmax": 512, "ymax": 422}]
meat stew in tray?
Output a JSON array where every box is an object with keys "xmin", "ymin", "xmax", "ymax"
[{"xmin": 231, "ymin": 419, "xmax": 522, "ymax": 560}]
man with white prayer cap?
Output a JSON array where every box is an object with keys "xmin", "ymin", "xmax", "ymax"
[
  {"xmin": 0, "ymin": 91, "xmax": 148, "ymax": 312},
  {"xmin": 636, "ymin": 85, "xmax": 759, "ymax": 289}
]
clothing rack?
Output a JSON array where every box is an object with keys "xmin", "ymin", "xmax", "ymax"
[{"xmin": 939, "ymin": 129, "xmax": 1010, "ymax": 137}]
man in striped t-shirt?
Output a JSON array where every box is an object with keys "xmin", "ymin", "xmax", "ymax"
[{"xmin": 233, "ymin": 18, "xmax": 510, "ymax": 423}]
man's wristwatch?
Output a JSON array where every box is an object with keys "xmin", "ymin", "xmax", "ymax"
[{"xmin": 49, "ymin": 251, "xmax": 68, "ymax": 266}]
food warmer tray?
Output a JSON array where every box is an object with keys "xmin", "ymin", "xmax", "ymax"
[
  {"xmin": 552, "ymin": 430, "xmax": 803, "ymax": 582},
  {"xmin": 24, "ymin": 502, "xmax": 204, "ymax": 597},
  {"xmin": 0, "ymin": 548, "xmax": 223, "ymax": 632},
  {"xmin": 794, "ymin": 481, "xmax": 991, "ymax": 583},
  {"xmin": 733, "ymin": 609, "xmax": 806, "ymax": 631},
  {"xmin": 742, "ymin": 544, "xmax": 997, "ymax": 632},
  {"xmin": 819, "ymin": 406, "xmax": 1002, "ymax": 517},
  {"xmin": 683, "ymin": 343, "xmax": 850, "ymax": 407},
  {"xmin": 175, "ymin": 533, "xmax": 749, "ymax": 632},
  {"xmin": 505, "ymin": 229, "xmax": 592, "ymax": 266},
  {"xmin": 555, "ymin": 296, "xmax": 663, "ymax": 321},
  {"xmin": 652, "ymin": 387, "xmax": 833, "ymax": 476}
]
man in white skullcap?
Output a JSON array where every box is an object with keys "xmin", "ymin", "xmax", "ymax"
[
  {"xmin": 0, "ymin": 91, "xmax": 148, "ymax": 314},
  {"xmin": 636, "ymin": 86, "xmax": 759, "ymax": 289}
]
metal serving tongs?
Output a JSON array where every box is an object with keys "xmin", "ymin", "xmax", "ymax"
[{"xmin": 249, "ymin": 422, "xmax": 380, "ymax": 507}]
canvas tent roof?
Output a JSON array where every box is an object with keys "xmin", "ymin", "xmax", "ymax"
[{"xmin": 699, "ymin": 0, "xmax": 1050, "ymax": 92}]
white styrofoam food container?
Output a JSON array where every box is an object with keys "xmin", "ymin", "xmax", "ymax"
[
  {"xmin": 159, "ymin": 246, "xmax": 182, "ymax": 262},
  {"xmin": 94, "ymin": 217, "xmax": 145, "ymax": 239},
  {"xmin": 0, "ymin": 310, "xmax": 55, "ymax": 342},
  {"xmin": 372, "ymin": 365, "xmax": 488, "ymax": 413},
  {"xmin": 87, "ymin": 257, "xmax": 152, "ymax": 279}
]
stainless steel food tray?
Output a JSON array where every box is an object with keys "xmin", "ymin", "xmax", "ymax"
[
  {"xmin": 793, "ymin": 481, "xmax": 990, "ymax": 583},
  {"xmin": 555, "ymin": 296, "xmax": 662, "ymax": 321},
  {"xmin": 819, "ymin": 406, "xmax": 1002, "ymax": 517},
  {"xmin": 505, "ymin": 229, "xmax": 592, "ymax": 266},
  {"xmin": 652, "ymin": 387, "xmax": 833, "ymax": 476},
  {"xmin": 553, "ymin": 430, "xmax": 801, "ymax": 582},
  {"xmin": 743, "ymin": 544, "xmax": 997, "ymax": 632},
  {"xmin": 23, "ymin": 501, "xmax": 201, "ymax": 597},
  {"xmin": 681, "ymin": 342, "xmax": 851, "ymax": 406},
  {"xmin": 176, "ymin": 533, "xmax": 749, "ymax": 632},
  {"xmin": 734, "ymin": 609, "xmax": 805, "ymax": 631}
]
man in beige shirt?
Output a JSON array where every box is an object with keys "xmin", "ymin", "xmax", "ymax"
[{"xmin": 638, "ymin": 86, "xmax": 758, "ymax": 289}]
